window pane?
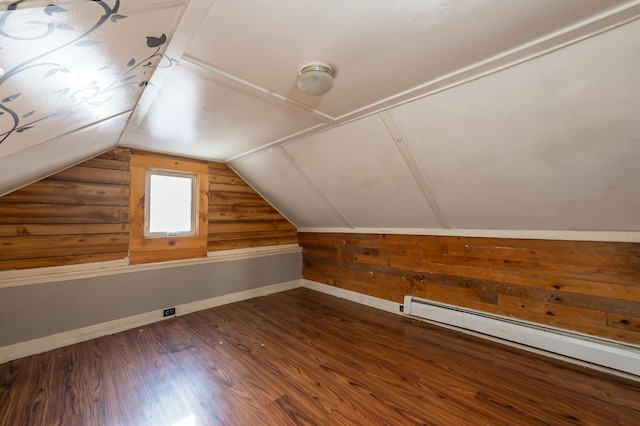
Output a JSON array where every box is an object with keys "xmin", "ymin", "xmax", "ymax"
[{"xmin": 149, "ymin": 174, "xmax": 193, "ymax": 233}]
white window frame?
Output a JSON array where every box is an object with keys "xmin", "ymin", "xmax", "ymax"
[{"xmin": 144, "ymin": 169, "xmax": 198, "ymax": 238}]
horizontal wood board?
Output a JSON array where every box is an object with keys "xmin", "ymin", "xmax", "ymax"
[
  {"xmin": 208, "ymin": 162, "xmax": 297, "ymax": 251},
  {"xmin": 300, "ymin": 232, "xmax": 640, "ymax": 345},
  {"xmin": 0, "ymin": 150, "xmax": 131, "ymax": 270},
  {"xmin": 0, "ymin": 150, "xmax": 297, "ymax": 271}
]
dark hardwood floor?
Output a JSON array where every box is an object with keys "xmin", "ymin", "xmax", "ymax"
[{"xmin": 1, "ymin": 288, "xmax": 639, "ymax": 425}]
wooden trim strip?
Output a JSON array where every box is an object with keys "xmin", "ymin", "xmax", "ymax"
[
  {"xmin": 0, "ymin": 244, "xmax": 301, "ymax": 289},
  {"xmin": 297, "ymin": 227, "xmax": 640, "ymax": 243},
  {"xmin": 379, "ymin": 111, "xmax": 450, "ymax": 228}
]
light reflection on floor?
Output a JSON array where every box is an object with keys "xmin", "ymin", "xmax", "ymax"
[{"xmin": 172, "ymin": 413, "xmax": 196, "ymax": 426}]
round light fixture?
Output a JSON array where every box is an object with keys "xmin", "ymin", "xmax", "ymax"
[{"xmin": 297, "ymin": 61, "xmax": 334, "ymax": 96}]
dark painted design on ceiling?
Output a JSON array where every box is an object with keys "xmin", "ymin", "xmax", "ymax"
[{"xmin": 0, "ymin": 0, "xmax": 173, "ymax": 145}]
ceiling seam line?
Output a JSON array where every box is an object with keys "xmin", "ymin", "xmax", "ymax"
[
  {"xmin": 225, "ymin": 123, "xmax": 330, "ymax": 163},
  {"xmin": 379, "ymin": 111, "xmax": 450, "ymax": 229},
  {"xmin": 119, "ymin": 0, "xmax": 216, "ymax": 144},
  {"xmin": 216, "ymin": 7, "xmax": 640, "ymax": 166},
  {"xmin": 181, "ymin": 54, "xmax": 337, "ymax": 121},
  {"xmin": 279, "ymin": 147, "xmax": 354, "ymax": 229},
  {"xmin": 224, "ymin": 9, "xmax": 640, "ymax": 166},
  {"xmin": 330, "ymin": 3, "xmax": 640, "ymax": 124}
]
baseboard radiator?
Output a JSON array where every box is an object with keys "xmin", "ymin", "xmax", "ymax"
[{"xmin": 403, "ymin": 295, "xmax": 640, "ymax": 378}]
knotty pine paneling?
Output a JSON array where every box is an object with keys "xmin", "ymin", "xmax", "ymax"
[
  {"xmin": 0, "ymin": 150, "xmax": 131, "ymax": 270},
  {"xmin": 300, "ymin": 232, "xmax": 640, "ymax": 345},
  {"xmin": 208, "ymin": 162, "xmax": 297, "ymax": 251}
]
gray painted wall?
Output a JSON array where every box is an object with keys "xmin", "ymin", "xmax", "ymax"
[{"xmin": 0, "ymin": 252, "xmax": 301, "ymax": 347}]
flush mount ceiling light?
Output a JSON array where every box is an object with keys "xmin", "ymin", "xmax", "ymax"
[{"xmin": 297, "ymin": 61, "xmax": 334, "ymax": 96}]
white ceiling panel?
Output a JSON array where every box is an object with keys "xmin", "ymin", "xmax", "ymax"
[
  {"xmin": 391, "ymin": 20, "xmax": 640, "ymax": 231},
  {"xmin": 0, "ymin": 112, "xmax": 129, "ymax": 197},
  {"xmin": 186, "ymin": 0, "xmax": 632, "ymax": 120},
  {"xmin": 284, "ymin": 114, "xmax": 442, "ymax": 229},
  {"xmin": 229, "ymin": 149, "xmax": 348, "ymax": 228},
  {"xmin": 120, "ymin": 60, "xmax": 328, "ymax": 161}
]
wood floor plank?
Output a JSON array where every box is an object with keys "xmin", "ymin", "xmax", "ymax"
[{"xmin": 1, "ymin": 288, "xmax": 640, "ymax": 425}]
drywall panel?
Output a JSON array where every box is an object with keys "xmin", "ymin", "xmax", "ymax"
[
  {"xmin": 284, "ymin": 114, "xmax": 442, "ymax": 228},
  {"xmin": 391, "ymin": 20, "xmax": 640, "ymax": 230},
  {"xmin": 230, "ymin": 149, "xmax": 348, "ymax": 228},
  {"xmin": 0, "ymin": 251, "xmax": 301, "ymax": 347}
]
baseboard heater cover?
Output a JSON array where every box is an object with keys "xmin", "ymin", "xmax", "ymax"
[{"xmin": 403, "ymin": 295, "xmax": 640, "ymax": 378}]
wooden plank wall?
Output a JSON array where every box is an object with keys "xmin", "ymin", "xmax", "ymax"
[
  {"xmin": 208, "ymin": 161, "xmax": 297, "ymax": 251},
  {"xmin": 0, "ymin": 150, "xmax": 297, "ymax": 271},
  {"xmin": 300, "ymin": 232, "xmax": 640, "ymax": 345},
  {"xmin": 0, "ymin": 150, "xmax": 131, "ymax": 270}
]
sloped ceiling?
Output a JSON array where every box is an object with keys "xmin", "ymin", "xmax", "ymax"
[
  {"xmin": 0, "ymin": 0, "xmax": 189, "ymax": 195},
  {"xmin": 1, "ymin": 0, "xmax": 639, "ymax": 238}
]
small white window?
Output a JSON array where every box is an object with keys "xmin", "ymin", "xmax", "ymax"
[{"xmin": 144, "ymin": 170, "xmax": 198, "ymax": 237}]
